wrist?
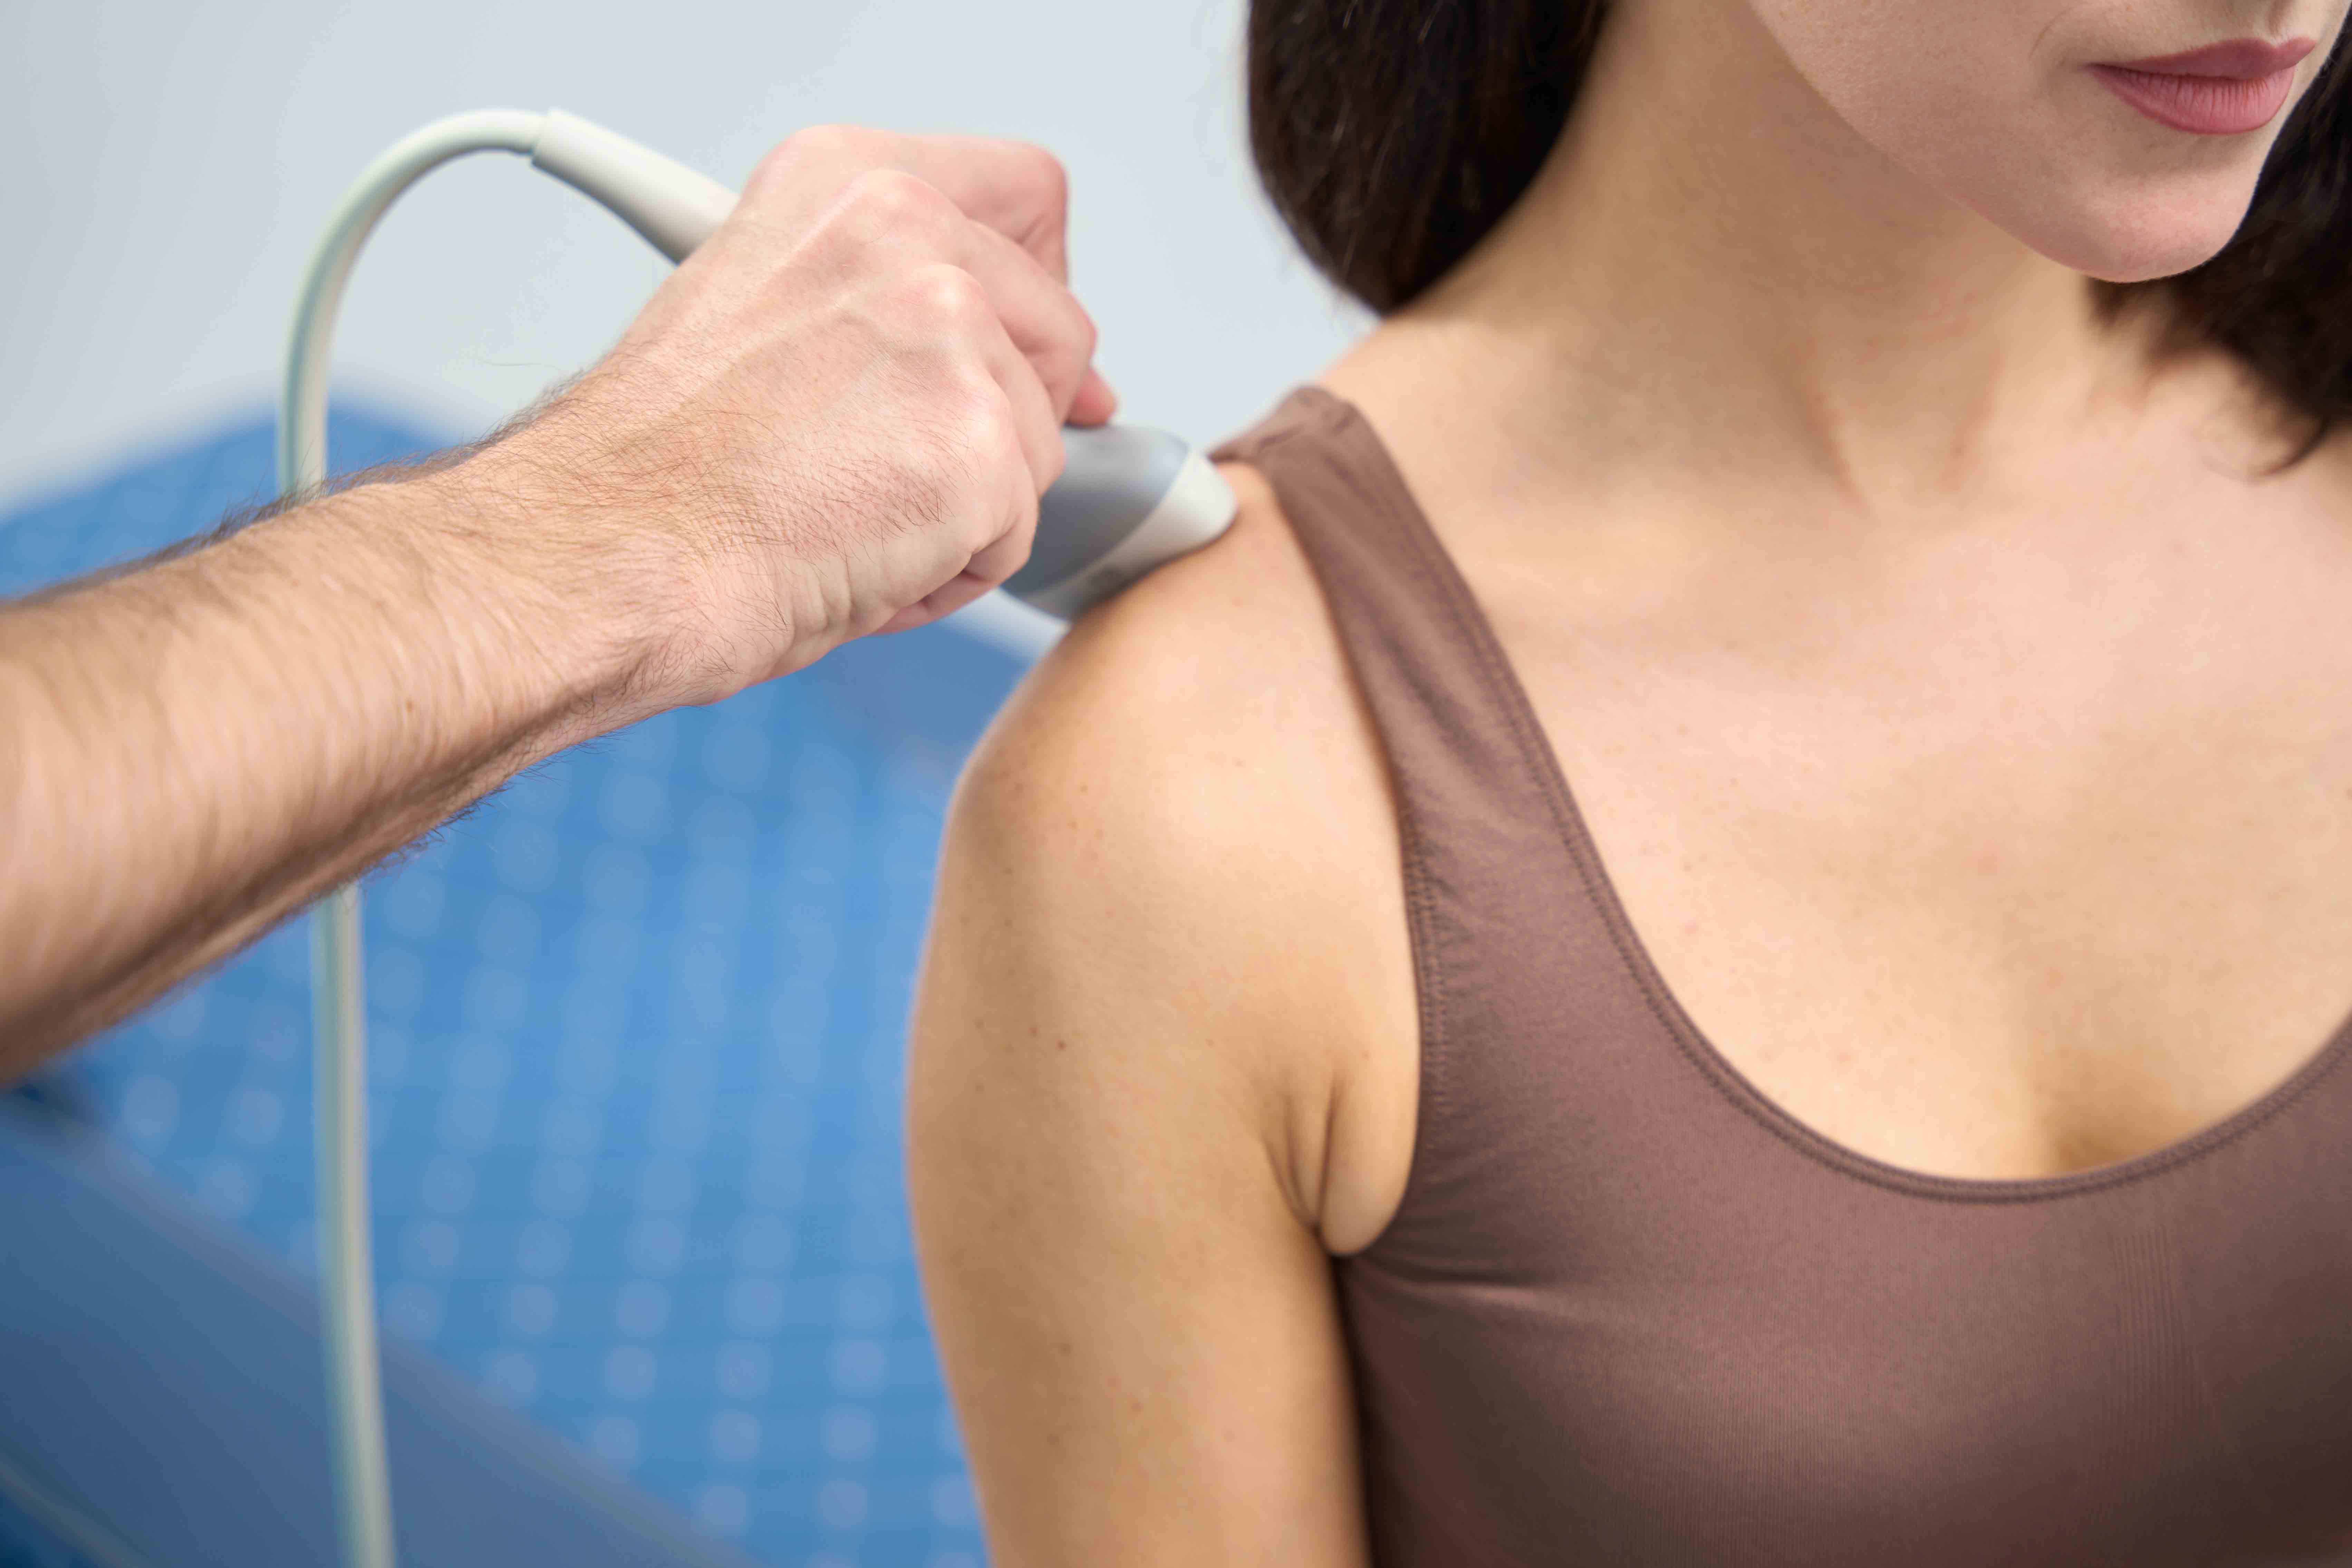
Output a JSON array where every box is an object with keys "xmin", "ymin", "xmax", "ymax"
[{"xmin": 394, "ymin": 433, "xmax": 692, "ymax": 744}]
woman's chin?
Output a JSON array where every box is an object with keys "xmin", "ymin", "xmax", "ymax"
[
  {"xmin": 2004, "ymin": 184, "xmax": 2258, "ymax": 283},
  {"xmin": 2064, "ymin": 246, "xmax": 2225, "ymax": 285},
  {"xmin": 2065, "ymin": 229, "xmax": 2242, "ymax": 283}
]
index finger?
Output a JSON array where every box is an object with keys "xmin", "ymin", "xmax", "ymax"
[{"xmin": 885, "ymin": 134, "xmax": 1074, "ymax": 284}]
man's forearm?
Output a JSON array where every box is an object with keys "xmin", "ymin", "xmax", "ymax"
[
  {"xmin": 0, "ymin": 451, "xmax": 666, "ymax": 1074},
  {"xmin": 0, "ymin": 124, "xmax": 1116, "ymax": 1077}
]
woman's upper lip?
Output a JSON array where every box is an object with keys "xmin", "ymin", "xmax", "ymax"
[{"xmin": 2105, "ymin": 36, "xmax": 2318, "ymax": 78}]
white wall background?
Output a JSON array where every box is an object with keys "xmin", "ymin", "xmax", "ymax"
[{"xmin": 0, "ymin": 0, "xmax": 1368, "ymax": 508}]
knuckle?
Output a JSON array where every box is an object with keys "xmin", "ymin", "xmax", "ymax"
[
  {"xmin": 903, "ymin": 263, "xmax": 990, "ymax": 331},
  {"xmin": 752, "ymin": 124, "xmax": 846, "ymax": 190},
  {"xmin": 931, "ymin": 385, "xmax": 1021, "ymax": 491},
  {"xmin": 840, "ymin": 167, "xmax": 951, "ymax": 241},
  {"xmin": 966, "ymin": 393, "xmax": 1022, "ymax": 464},
  {"xmin": 1013, "ymin": 141, "xmax": 1069, "ymax": 217},
  {"xmin": 791, "ymin": 122, "xmax": 859, "ymax": 155}
]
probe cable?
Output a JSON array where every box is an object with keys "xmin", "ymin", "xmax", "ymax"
[
  {"xmin": 282, "ymin": 107, "xmax": 1223, "ymax": 1568},
  {"xmin": 281, "ymin": 108, "xmax": 589, "ymax": 1568}
]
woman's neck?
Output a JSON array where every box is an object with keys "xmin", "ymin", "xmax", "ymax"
[{"xmin": 1331, "ymin": 0, "xmax": 2174, "ymax": 524}]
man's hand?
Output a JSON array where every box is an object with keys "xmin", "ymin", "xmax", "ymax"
[
  {"xmin": 460, "ymin": 124, "xmax": 1117, "ymax": 721},
  {"xmin": 0, "ymin": 125, "xmax": 1116, "ymax": 1071}
]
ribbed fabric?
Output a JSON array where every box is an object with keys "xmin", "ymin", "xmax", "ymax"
[{"xmin": 1210, "ymin": 385, "xmax": 2352, "ymax": 1566}]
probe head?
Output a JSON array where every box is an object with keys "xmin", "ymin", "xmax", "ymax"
[{"xmin": 1004, "ymin": 424, "xmax": 1236, "ymax": 619}]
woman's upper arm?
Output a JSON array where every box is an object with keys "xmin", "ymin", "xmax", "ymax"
[{"xmin": 906, "ymin": 519, "xmax": 1390, "ymax": 1567}]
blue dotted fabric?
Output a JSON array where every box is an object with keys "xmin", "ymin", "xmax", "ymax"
[{"xmin": 0, "ymin": 406, "xmax": 1030, "ymax": 1567}]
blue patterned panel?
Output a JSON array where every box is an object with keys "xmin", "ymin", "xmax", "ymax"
[{"xmin": 0, "ymin": 404, "xmax": 1029, "ymax": 1567}]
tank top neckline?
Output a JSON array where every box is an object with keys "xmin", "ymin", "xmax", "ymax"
[{"xmin": 1274, "ymin": 380, "xmax": 2352, "ymax": 1204}]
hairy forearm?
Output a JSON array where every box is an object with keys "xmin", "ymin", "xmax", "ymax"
[
  {"xmin": 0, "ymin": 123, "xmax": 1120, "ymax": 1077},
  {"xmin": 0, "ymin": 452, "xmax": 665, "ymax": 1076}
]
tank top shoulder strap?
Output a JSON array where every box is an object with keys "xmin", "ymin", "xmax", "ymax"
[
  {"xmin": 1213, "ymin": 383, "xmax": 1562, "ymax": 832},
  {"xmin": 1209, "ymin": 385, "xmax": 1621, "ymax": 1159},
  {"xmin": 1208, "ymin": 384, "xmax": 1572, "ymax": 855}
]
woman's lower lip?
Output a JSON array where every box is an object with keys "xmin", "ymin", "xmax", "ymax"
[{"xmin": 2090, "ymin": 61, "xmax": 2300, "ymax": 135}]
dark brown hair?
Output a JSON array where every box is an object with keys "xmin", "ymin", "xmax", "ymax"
[{"xmin": 1245, "ymin": 1, "xmax": 2352, "ymax": 460}]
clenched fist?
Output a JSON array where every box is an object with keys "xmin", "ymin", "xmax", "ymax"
[{"xmin": 463, "ymin": 123, "xmax": 1116, "ymax": 712}]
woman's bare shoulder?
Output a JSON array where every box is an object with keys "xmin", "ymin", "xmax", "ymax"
[
  {"xmin": 933, "ymin": 457, "xmax": 1418, "ymax": 1249},
  {"xmin": 957, "ymin": 460, "xmax": 1379, "ymax": 884},
  {"xmin": 905, "ymin": 462, "xmax": 1404, "ymax": 1563}
]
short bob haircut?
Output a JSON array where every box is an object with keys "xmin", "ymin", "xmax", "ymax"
[{"xmin": 1246, "ymin": 2, "xmax": 2352, "ymax": 464}]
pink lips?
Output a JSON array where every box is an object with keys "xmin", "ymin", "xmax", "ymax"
[{"xmin": 2091, "ymin": 35, "xmax": 2318, "ymax": 135}]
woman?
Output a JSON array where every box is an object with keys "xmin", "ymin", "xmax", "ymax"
[{"xmin": 910, "ymin": 0, "xmax": 2352, "ymax": 1560}]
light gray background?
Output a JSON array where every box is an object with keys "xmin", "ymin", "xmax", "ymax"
[{"xmin": 0, "ymin": 0, "xmax": 1368, "ymax": 509}]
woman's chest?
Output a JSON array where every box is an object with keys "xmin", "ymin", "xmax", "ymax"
[{"xmin": 1472, "ymin": 481, "xmax": 2352, "ymax": 1183}]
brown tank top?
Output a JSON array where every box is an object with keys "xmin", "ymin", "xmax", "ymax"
[{"xmin": 1209, "ymin": 385, "xmax": 2352, "ymax": 1566}]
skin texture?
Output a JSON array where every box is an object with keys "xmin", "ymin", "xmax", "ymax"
[
  {"xmin": 0, "ymin": 125, "xmax": 1116, "ymax": 1072},
  {"xmin": 909, "ymin": 0, "xmax": 2352, "ymax": 1561},
  {"xmin": 1741, "ymin": 0, "xmax": 2340, "ymax": 280}
]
